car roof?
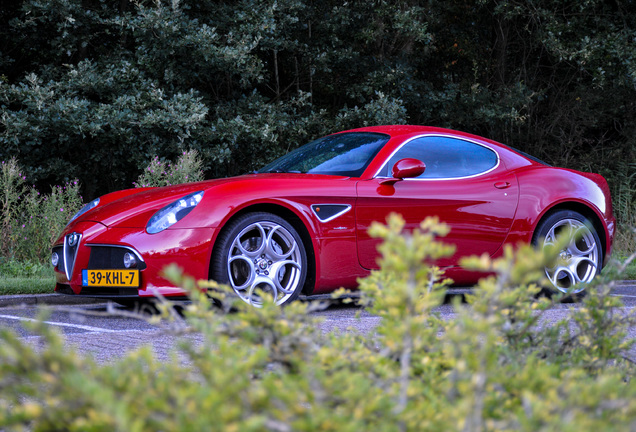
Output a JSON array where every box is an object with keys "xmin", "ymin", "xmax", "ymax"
[
  {"xmin": 341, "ymin": 125, "xmax": 537, "ymax": 178},
  {"xmin": 343, "ymin": 125, "xmax": 508, "ymax": 148},
  {"xmin": 344, "ymin": 125, "xmax": 456, "ymax": 137}
]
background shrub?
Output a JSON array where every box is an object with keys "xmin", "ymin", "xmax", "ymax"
[
  {"xmin": 134, "ymin": 150, "xmax": 204, "ymax": 188},
  {"xmin": 0, "ymin": 0, "xmax": 633, "ymax": 246},
  {"xmin": 11, "ymin": 181, "xmax": 83, "ymax": 263},
  {"xmin": 0, "ymin": 158, "xmax": 26, "ymax": 258},
  {"xmin": 0, "ymin": 1, "xmax": 633, "ymax": 263},
  {"xmin": 0, "ymin": 152, "xmax": 206, "ymax": 263},
  {"xmin": 0, "ymin": 158, "xmax": 83, "ymax": 264}
]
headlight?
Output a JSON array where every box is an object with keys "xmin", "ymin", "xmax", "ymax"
[
  {"xmin": 146, "ymin": 191, "xmax": 204, "ymax": 234},
  {"xmin": 68, "ymin": 198, "xmax": 100, "ymax": 224}
]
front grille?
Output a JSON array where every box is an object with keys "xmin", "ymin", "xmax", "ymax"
[
  {"xmin": 87, "ymin": 246, "xmax": 147, "ymax": 270},
  {"xmin": 63, "ymin": 233, "xmax": 82, "ymax": 280}
]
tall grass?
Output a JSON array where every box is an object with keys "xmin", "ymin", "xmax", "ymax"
[
  {"xmin": 611, "ymin": 162, "xmax": 636, "ymax": 254},
  {"xmin": 1, "ymin": 158, "xmax": 83, "ymax": 265},
  {"xmin": 0, "ymin": 152, "xmax": 205, "ymax": 271}
]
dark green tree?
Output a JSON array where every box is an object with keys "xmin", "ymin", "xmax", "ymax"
[{"xmin": 0, "ymin": 0, "xmax": 633, "ymax": 238}]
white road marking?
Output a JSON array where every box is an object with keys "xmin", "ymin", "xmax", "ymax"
[
  {"xmin": 0, "ymin": 314, "xmax": 118, "ymax": 333},
  {"xmin": 612, "ymin": 294, "xmax": 636, "ymax": 298}
]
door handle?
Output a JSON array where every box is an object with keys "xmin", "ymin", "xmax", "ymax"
[{"xmin": 494, "ymin": 181, "xmax": 511, "ymax": 189}]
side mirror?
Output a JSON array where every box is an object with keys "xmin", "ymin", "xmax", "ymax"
[
  {"xmin": 392, "ymin": 158, "xmax": 426, "ymax": 179},
  {"xmin": 379, "ymin": 158, "xmax": 425, "ymax": 185}
]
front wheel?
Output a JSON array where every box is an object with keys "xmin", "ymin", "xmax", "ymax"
[
  {"xmin": 532, "ymin": 210, "xmax": 602, "ymax": 294},
  {"xmin": 212, "ymin": 212, "xmax": 307, "ymax": 306}
]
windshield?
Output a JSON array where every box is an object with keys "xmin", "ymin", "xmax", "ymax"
[{"xmin": 258, "ymin": 132, "xmax": 390, "ymax": 177}]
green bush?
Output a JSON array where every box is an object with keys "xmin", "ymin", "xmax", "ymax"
[
  {"xmin": 0, "ymin": 258, "xmax": 48, "ymax": 278},
  {"xmin": 134, "ymin": 150, "xmax": 204, "ymax": 188},
  {"xmin": 0, "ymin": 158, "xmax": 26, "ymax": 258},
  {"xmin": 0, "ymin": 153, "xmax": 206, "ymax": 262},
  {"xmin": 11, "ymin": 181, "xmax": 83, "ymax": 263},
  {"xmin": 1, "ymin": 214, "xmax": 635, "ymax": 431},
  {"xmin": 0, "ymin": 158, "xmax": 82, "ymax": 264},
  {"xmin": 1, "ymin": 0, "xmax": 633, "ymax": 236}
]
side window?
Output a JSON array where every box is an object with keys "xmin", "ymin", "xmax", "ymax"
[{"xmin": 382, "ymin": 136, "xmax": 498, "ymax": 179}]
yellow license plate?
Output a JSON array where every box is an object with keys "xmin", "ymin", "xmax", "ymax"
[{"xmin": 82, "ymin": 269, "xmax": 139, "ymax": 287}]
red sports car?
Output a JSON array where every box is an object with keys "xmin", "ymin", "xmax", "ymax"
[{"xmin": 52, "ymin": 125, "xmax": 615, "ymax": 305}]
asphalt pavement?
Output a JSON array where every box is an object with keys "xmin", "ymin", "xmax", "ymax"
[
  {"xmin": 1, "ymin": 281, "xmax": 635, "ymax": 364},
  {"xmin": 2, "ymin": 280, "xmax": 636, "ymax": 307},
  {"xmin": 0, "ymin": 293, "xmax": 105, "ymax": 307}
]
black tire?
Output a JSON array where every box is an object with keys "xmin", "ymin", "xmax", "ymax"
[
  {"xmin": 532, "ymin": 209, "xmax": 602, "ymax": 297},
  {"xmin": 211, "ymin": 212, "xmax": 307, "ymax": 306}
]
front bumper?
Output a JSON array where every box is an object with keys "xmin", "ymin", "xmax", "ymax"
[{"xmin": 53, "ymin": 221, "xmax": 216, "ymax": 298}]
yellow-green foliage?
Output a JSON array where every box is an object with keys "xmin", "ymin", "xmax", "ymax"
[{"xmin": 1, "ymin": 214, "xmax": 636, "ymax": 431}]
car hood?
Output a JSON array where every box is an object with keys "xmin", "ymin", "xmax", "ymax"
[
  {"xmin": 70, "ymin": 174, "xmax": 352, "ymax": 230},
  {"xmin": 74, "ymin": 181, "xmax": 212, "ymax": 229}
]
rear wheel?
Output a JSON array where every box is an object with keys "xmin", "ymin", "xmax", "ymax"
[
  {"xmin": 212, "ymin": 212, "xmax": 307, "ymax": 306},
  {"xmin": 532, "ymin": 210, "xmax": 602, "ymax": 295}
]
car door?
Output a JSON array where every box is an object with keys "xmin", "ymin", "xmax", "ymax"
[{"xmin": 355, "ymin": 135, "xmax": 519, "ymax": 269}]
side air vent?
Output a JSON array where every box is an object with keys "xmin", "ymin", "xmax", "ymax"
[{"xmin": 311, "ymin": 204, "xmax": 352, "ymax": 222}]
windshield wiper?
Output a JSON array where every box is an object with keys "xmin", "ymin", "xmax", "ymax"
[{"xmin": 258, "ymin": 169, "xmax": 302, "ymax": 174}]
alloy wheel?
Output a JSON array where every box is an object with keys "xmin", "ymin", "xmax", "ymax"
[
  {"xmin": 226, "ymin": 221, "xmax": 303, "ymax": 306},
  {"xmin": 541, "ymin": 218, "xmax": 600, "ymax": 293}
]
